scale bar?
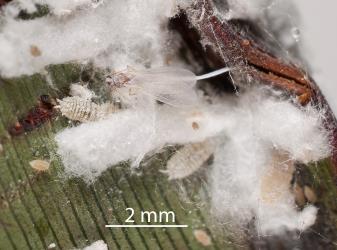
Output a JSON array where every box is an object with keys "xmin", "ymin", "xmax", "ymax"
[{"xmin": 105, "ymin": 225, "xmax": 188, "ymax": 228}]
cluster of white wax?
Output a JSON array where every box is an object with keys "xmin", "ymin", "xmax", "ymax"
[
  {"xmin": 0, "ymin": 0, "xmax": 178, "ymax": 77},
  {"xmin": 56, "ymin": 84, "xmax": 330, "ymax": 234},
  {"xmin": 210, "ymin": 89, "xmax": 330, "ymax": 235},
  {"xmin": 82, "ymin": 240, "xmax": 107, "ymax": 250}
]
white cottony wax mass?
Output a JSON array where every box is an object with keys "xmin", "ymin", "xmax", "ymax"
[
  {"xmin": 0, "ymin": 0, "xmax": 177, "ymax": 77},
  {"xmin": 56, "ymin": 87, "xmax": 330, "ymax": 234}
]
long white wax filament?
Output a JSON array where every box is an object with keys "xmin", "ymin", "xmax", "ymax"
[{"xmin": 195, "ymin": 67, "xmax": 231, "ymax": 80}]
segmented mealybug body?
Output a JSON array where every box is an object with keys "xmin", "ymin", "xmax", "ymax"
[
  {"xmin": 56, "ymin": 96, "xmax": 119, "ymax": 122},
  {"xmin": 163, "ymin": 140, "xmax": 214, "ymax": 180}
]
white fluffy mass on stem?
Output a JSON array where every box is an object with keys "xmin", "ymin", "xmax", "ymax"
[
  {"xmin": 0, "ymin": 0, "xmax": 178, "ymax": 77},
  {"xmin": 210, "ymin": 89, "xmax": 330, "ymax": 235},
  {"xmin": 56, "ymin": 85, "xmax": 330, "ymax": 234},
  {"xmin": 1, "ymin": 0, "xmax": 332, "ymax": 237},
  {"xmin": 3, "ymin": 0, "xmax": 99, "ymax": 16},
  {"xmin": 55, "ymin": 103, "xmax": 230, "ymax": 180}
]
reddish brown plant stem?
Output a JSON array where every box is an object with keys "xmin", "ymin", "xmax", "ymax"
[
  {"xmin": 0, "ymin": 0, "xmax": 11, "ymax": 8},
  {"xmin": 9, "ymin": 95, "xmax": 56, "ymax": 136}
]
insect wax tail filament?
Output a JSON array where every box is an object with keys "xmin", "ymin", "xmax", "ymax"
[{"xmin": 195, "ymin": 67, "xmax": 231, "ymax": 81}]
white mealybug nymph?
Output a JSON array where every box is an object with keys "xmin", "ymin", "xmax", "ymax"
[
  {"xmin": 56, "ymin": 96, "xmax": 120, "ymax": 122},
  {"xmin": 162, "ymin": 139, "xmax": 215, "ymax": 180},
  {"xmin": 107, "ymin": 66, "xmax": 231, "ymax": 108}
]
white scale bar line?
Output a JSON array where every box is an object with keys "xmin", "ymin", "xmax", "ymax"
[{"xmin": 105, "ymin": 225, "xmax": 188, "ymax": 228}]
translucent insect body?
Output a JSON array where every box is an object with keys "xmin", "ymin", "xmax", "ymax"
[
  {"xmin": 162, "ymin": 140, "xmax": 215, "ymax": 180},
  {"xmin": 107, "ymin": 66, "xmax": 231, "ymax": 108}
]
